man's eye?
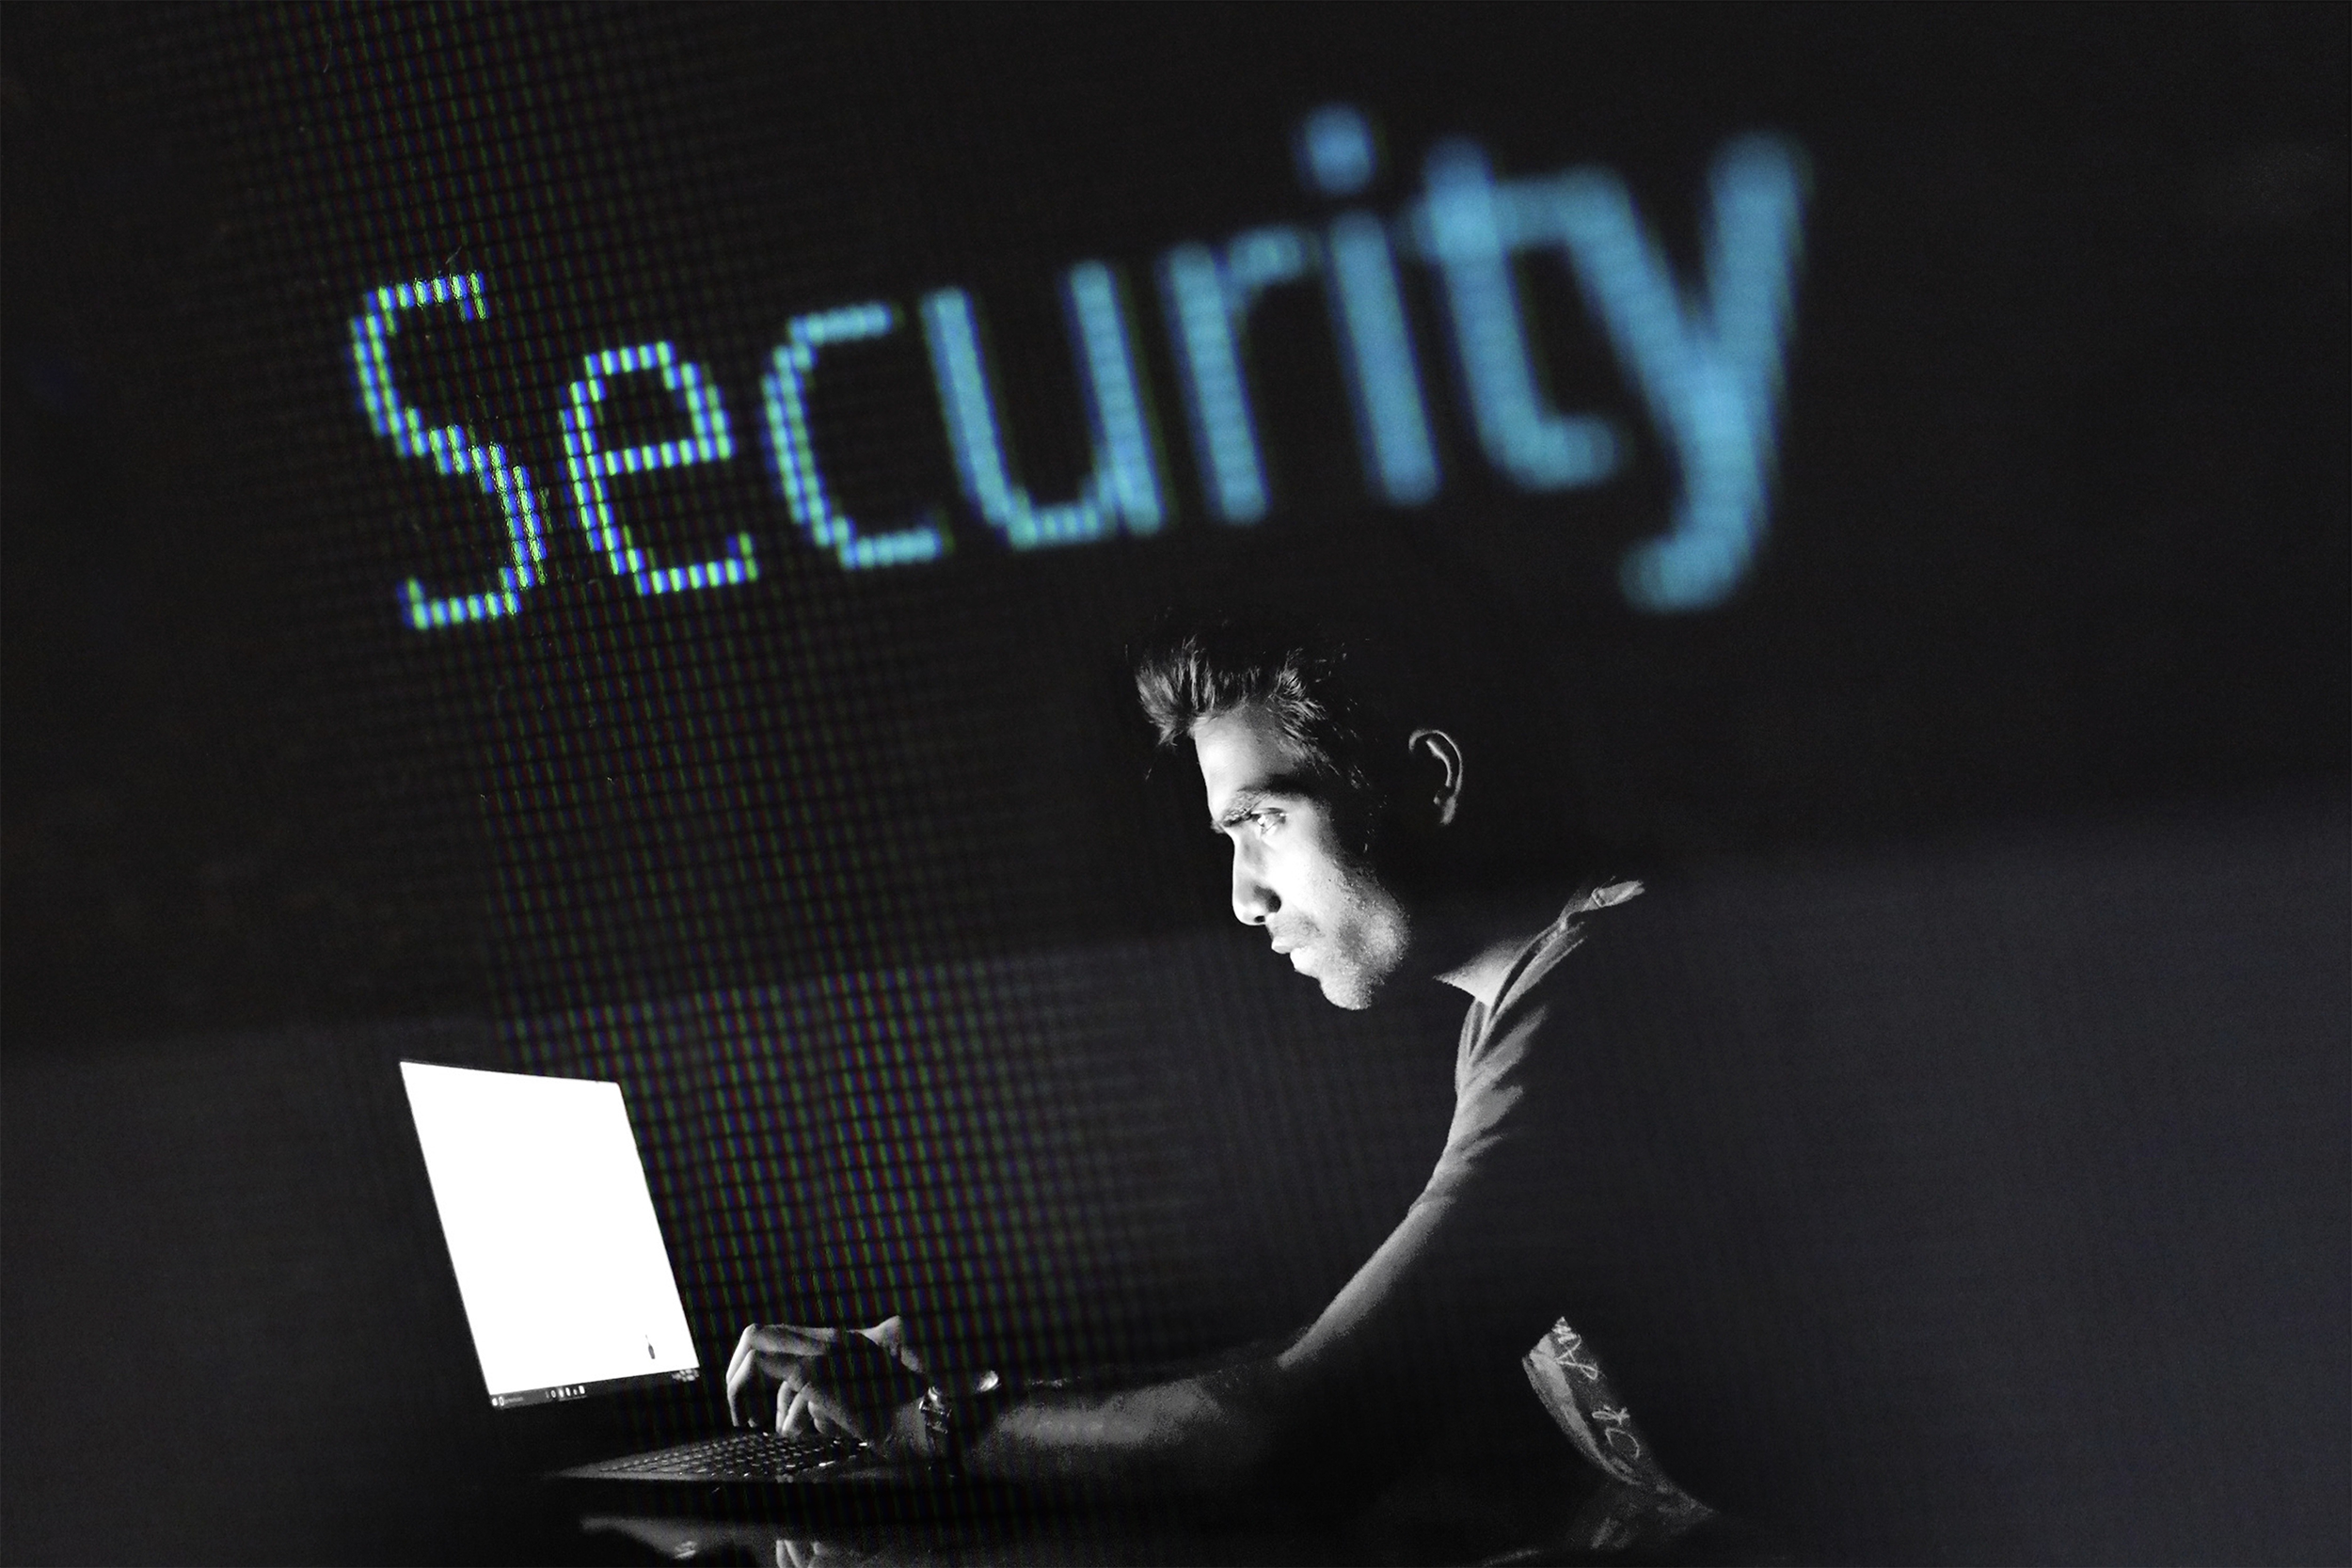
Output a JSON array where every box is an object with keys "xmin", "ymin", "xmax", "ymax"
[{"xmin": 1248, "ymin": 809, "xmax": 1283, "ymax": 837}]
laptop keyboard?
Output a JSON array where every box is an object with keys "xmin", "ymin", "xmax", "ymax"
[{"xmin": 572, "ymin": 1430, "xmax": 866, "ymax": 1481}]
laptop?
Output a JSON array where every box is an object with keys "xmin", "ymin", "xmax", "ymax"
[{"xmin": 397, "ymin": 1060, "xmax": 990, "ymax": 1519}]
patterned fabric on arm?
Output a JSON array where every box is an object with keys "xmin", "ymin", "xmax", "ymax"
[
  {"xmin": 1455, "ymin": 881, "xmax": 1721, "ymax": 1555},
  {"xmin": 1523, "ymin": 1316, "xmax": 1716, "ymax": 1554}
]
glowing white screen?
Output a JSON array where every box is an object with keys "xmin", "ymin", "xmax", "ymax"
[{"xmin": 399, "ymin": 1062, "xmax": 699, "ymax": 1404}]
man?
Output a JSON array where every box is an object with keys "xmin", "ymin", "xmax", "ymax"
[
  {"xmin": 728, "ymin": 596, "xmax": 2338, "ymax": 1565},
  {"xmin": 726, "ymin": 604, "xmax": 1733, "ymax": 1554}
]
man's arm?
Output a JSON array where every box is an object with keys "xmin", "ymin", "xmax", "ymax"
[
  {"xmin": 740, "ymin": 976, "xmax": 1583, "ymax": 1495},
  {"xmin": 977, "ymin": 1177, "xmax": 1557, "ymax": 1493},
  {"xmin": 724, "ymin": 1318, "xmax": 1293, "ymax": 1495},
  {"xmin": 740, "ymin": 1172, "xmax": 1563, "ymax": 1499},
  {"xmin": 958, "ymin": 1356, "xmax": 1287, "ymax": 1494}
]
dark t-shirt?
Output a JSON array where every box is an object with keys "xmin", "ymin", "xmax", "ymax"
[
  {"xmin": 1424, "ymin": 885, "xmax": 1693, "ymax": 1492},
  {"xmin": 1445, "ymin": 884, "xmax": 1724, "ymax": 1549},
  {"xmin": 1277, "ymin": 836, "xmax": 2345, "ymax": 1565},
  {"xmin": 1398, "ymin": 879, "xmax": 2086, "ymax": 1560}
]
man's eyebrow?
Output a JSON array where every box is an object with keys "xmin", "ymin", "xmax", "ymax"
[
  {"xmin": 1208, "ymin": 777, "xmax": 1315, "ymax": 832},
  {"xmin": 1210, "ymin": 791, "xmax": 1263, "ymax": 833}
]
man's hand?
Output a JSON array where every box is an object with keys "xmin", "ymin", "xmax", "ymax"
[{"xmin": 724, "ymin": 1315, "xmax": 929, "ymax": 1445}]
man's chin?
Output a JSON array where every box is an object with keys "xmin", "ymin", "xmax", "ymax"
[
  {"xmin": 1313, "ymin": 971, "xmax": 1384, "ymax": 1011},
  {"xmin": 1284, "ymin": 944, "xmax": 1402, "ymax": 1010}
]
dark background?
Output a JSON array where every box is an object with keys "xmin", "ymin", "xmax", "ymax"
[{"xmin": 2, "ymin": 5, "xmax": 2345, "ymax": 1561}]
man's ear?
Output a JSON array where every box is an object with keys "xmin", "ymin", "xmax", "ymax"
[{"xmin": 1405, "ymin": 729, "xmax": 1466, "ymax": 827}]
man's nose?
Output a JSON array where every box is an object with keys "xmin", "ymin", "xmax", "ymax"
[{"xmin": 1231, "ymin": 851, "xmax": 1278, "ymax": 926}]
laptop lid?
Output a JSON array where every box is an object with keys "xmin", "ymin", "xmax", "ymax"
[{"xmin": 399, "ymin": 1061, "xmax": 702, "ymax": 1410}]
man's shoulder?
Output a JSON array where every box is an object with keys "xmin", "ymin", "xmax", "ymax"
[
  {"xmin": 1454, "ymin": 878, "xmax": 1665, "ymax": 1092},
  {"xmin": 1494, "ymin": 878, "xmax": 1659, "ymax": 1018},
  {"xmin": 1434, "ymin": 882, "xmax": 1670, "ymax": 1204}
]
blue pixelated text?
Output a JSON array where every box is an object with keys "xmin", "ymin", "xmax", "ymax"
[
  {"xmin": 348, "ymin": 275, "xmax": 548, "ymax": 628},
  {"xmin": 560, "ymin": 341, "xmax": 755, "ymax": 596},
  {"xmin": 353, "ymin": 113, "xmax": 1806, "ymax": 626},
  {"xmin": 760, "ymin": 304, "xmax": 949, "ymax": 571}
]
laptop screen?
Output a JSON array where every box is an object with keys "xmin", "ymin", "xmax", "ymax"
[{"xmin": 398, "ymin": 1062, "xmax": 702, "ymax": 1409}]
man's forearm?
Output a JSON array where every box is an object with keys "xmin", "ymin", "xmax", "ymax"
[
  {"xmin": 962, "ymin": 1360, "xmax": 1284, "ymax": 1495},
  {"xmin": 1017, "ymin": 1325, "xmax": 1311, "ymax": 1398}
]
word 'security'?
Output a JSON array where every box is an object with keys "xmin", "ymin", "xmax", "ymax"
[{"xmin": 350, "ymin": 108, "xmax": 1808, "ymax": 629}]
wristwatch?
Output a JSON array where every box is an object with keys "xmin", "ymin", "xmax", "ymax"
[{"xmin": 917, "ymin": 1368, "xmax": 1005, "ymax": 1478}]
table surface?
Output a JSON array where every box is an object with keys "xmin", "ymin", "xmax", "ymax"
[{"xmin": 555, "ymin": 1504, "xmax": 1797, "ymax": 1560}]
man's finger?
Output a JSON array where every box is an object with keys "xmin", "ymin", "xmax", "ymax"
[
  {"xmin": 744, "ymin": 1323, "xmax": 841, "ymax": 1356},
  {"xmin": 863, "ymin": 1314, "xmax": 929, "ymax": 1374},
  {"xmin": 729, "ymin": 1323, "xmax": 843, "ymax": 1424},
  {"xmin": 800, "ymin": 1383, "xmax": 859, "ymax": 1445},
  {"xmin": 726, "ymin": 1326, "xmax": 762, "ymax": 1426},
  {"xmin": 778, "ymin": 1383, "xmax": 815, "ymax": 1437}
]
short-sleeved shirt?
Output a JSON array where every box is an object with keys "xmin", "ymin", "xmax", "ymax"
[
  {"xmin": 1397, "ymin": 876, "xmax": 2079, "ymax": 1563},
  {"xmin": 1422, "ymin": 883, "xmax": 1713, "ymax": 1528},
  {"xmin": 1374, "ymin": 868, "xmax": 2247, "ymax": 1564}
]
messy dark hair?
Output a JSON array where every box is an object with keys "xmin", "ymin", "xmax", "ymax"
[
  {"xmin": 1133, "ymin": 616, "xmax": 1381, "ymax": 800},
  {"xmin": 1131, "ymin": 570, "xmax": 1595, "ymax": 889}
]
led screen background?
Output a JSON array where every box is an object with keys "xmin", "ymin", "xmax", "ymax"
[
  {"xmin": 8, "ymin": 3, "xmax": 2342, "ymax": 1045},
  {"xmin": 2, "ymin": 6, "xmax": 2346, "ymax": 1562}
]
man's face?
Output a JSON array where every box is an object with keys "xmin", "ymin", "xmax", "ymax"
[{"xmin": 1193, "ymin": 704, "xmax": 1414, "ymax": 1010}]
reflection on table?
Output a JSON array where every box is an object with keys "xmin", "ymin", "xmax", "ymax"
[{"xmin": 572, "ymin": 1464, "xmax": 1786, "ymax": 1568}]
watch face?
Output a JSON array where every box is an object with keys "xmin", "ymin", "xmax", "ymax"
[{"xmin": 930, "ymin": 1370, "xmax": 1001, "ymax": 1402}]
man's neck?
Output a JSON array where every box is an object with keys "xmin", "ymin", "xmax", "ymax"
[{"xmin": 1426, "ymin": 890, "xmax": 1574, "ymax": 1011}]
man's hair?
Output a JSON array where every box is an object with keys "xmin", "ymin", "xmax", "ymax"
[
  {"xmin": 1133, "ymin": 616, "xmax": 1381, "ymax": 799},
  {"xmin": 1132, "ymin": 557, "xmax": 1597, "ymax": 881}
]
